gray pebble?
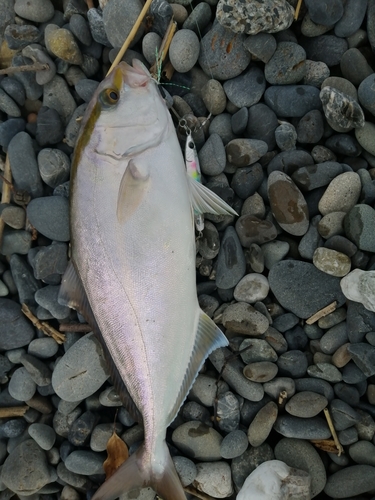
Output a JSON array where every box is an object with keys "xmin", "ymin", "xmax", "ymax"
[
  {"xmin": 27, "ymin": 196, "xmax": 70, "ymax": 242},
  {"xmin": 142, "ymin": 32, "xmax": 162, "ymax": 65},
  {"xmin": 231, "ymin": 444, "xmax": 274, "ymax": 490},
  {"xmin": 0, "ymin": 77, "xmax": 25, "ymax": 106},
  {"xmin": 275, "ymin": 438, "xmax": 326, "ymax": 497},
  {"xmin": 201, "ymin": 79, "xmax": 226, "ymax": 115},
  {"xmin": 324, "ymin": 465, "xmax": 375, "ymax": 498},
  {"xmin": 193, "ymin": 461, "xmax": 233, "ymax": 498},
  {"xmin": 227, "ymin": 139, "xmax": 267, "ymax": 167},
  {"xmin": 335, "ymin": 0, "xmax": 368, "ymax": 37},
  {"xmin": 65, "ymin": 450, "xmax": 104, "ymax": 475},
  {"xmin": 330, "ymin": 399, "xmax": 361, "ymax": 431},
  {"xmin": 90, "ymin": 423, "xmax": 122, "ymax": 452},
  {"xmin": 247, "ymin": 103, "xmax": 278, "ymax": 150},
  {"xmin": 347, "ymin": 343, "xmax": 375, "ymax": 377},
  {"xmin": 243, "ymin": 33, "xmax": 276, "ymax": 63},
  {"xmin": 296, "ymin": 110, "xmax": 324, "ymax": 144},
  {"xmin": 35, "ymin": 285, "xmax": 70, "ymax": 320},
  {"xmin": 358, "ymin": 73, "xmax": 375, "ymax": 117},
  {"xmin": 12, "ymin": 54, "xmax": 43, "ymax": 101},
  {"xmin": 264, "ymin": 85, "xmax": 322, "ymax": 117},
  {"xmin": 216, "ymin": 391, "xmax": 240, "ymax": 432},
  {"xmin": 339, "ymin": 426, "xmax": 358, "ymax": 446},
  {"xmin": 223, "ymin": 302, "xmax": 269, "ymax": 336},
  {"xmin": 0, "ymin": 87, "xmax": 21, "ymax": 117},
  {"xmin": 182, "ymin": 401, "xmax": 211, "ymax": 426},
  {"xmin": 231, "ymin": 107, "xmax": 248, "ymax": 136},
  {"xmin": 169, "ymin": 29, "xmax": 200, "ymax": 73},
  {"xmin": 285, "ymin": 391, "xmax": 327, "ymax": 418},
  {"xmin": 275, "ymin": 122, "xmax": 297, "ymax": 151},
  {"xmin": 183, "ymin": 2, "xmax": 211, "ymax": 33},
  {"xmin": 303, "ymin": 60, "xmax": 330, "ymax": 87},
  {"xmin": 215, "ymin": 226, "xmax": 246, "ymax": 289},
  {"xmin": 0, "ymin": 298, "xmax": 35, "ymax": 350},
  {"xmin": 69, "ymin": 14, "xmax": 92, "ymax": 46},
  {"xmin": 263, "ymin": 377, "xmax": 295, "ymax": 401},
  {"xmin": 172, "ymin": 421, "xmax": 222, "ymax": 461},
  {"xmin": 223, "ymin": 66, "xmax": 265, "ymax": 108},
  {"xmin": 199, "ymin": 22, "xmax": 250, "ymax": 80},
  {"xmin": 189, "ymin": 374, "xmax": 228, "ymax": 407},
  {"xmin": 1, "ymin": 229, "xmax": 32, "ymax": 256},
  {"xmin": 198, "ymin": 133, "xmax": 226, "ymax": 176},
  {"xmin": 265, "ymin": 42, "xmax": 306, "ymax": 85},
  {"xmin": 53, "ymin": 408, "xmax": 82, "ymax": 439},
  {"xmin": 38, "ymin": 148, "xmax": 71, "ymax": 188},
  {"xmin": 209, "ymin": 113, "xmax": 236, "ymax": 145},
  {"xmin": 28, "ymin": 423, "xmax": 56, "ymax": 450},
  {"xmin": 28, "ymin": 338, "xmax": 59, "ymax": 359},
  {"xmin": 43, "ymin": 75, "xmax": 77, "ymax": 125},
  {"xmin": 52, "ymin": 332, "xmax": 109, "ymax": 402},
  {"xmin": 220, "ymin": 430, "xmax": 248, "ymax": 459},
  {"xmin": 8, "ymin": 366, "xmax": 36, "ymax": 401},
  {"xmin": 173, "ymin": 456, "xmax": 197, "ymax": 487},
  {"xmin": 68, "ymin": 410, "xmax": 97, "ymax": 446},
  {"xmin": 274, "ymin": 415, "xmax": 331, "ymax": 440},
  {"xmin": 301, "ymin": 34, "xmax": 348, "ymax": 67},
  {"xmin": 103, "ymin": 0, "xmax": 143, "ymax": 48},
  {"xmin": 231, "ymin": 164, "xmax": 264, "ymax": 199},
  {"xmin": 277, "ymin": 350, "xmax": 308, "ymax": 378},
  {"xmin": 248, "ymin": 401, "xmax": 278, "ymax": 447},
  {"xmin": 304, "ymin": 0, "xmax": 343, "ymax": 26},
  {"xmin": 32, "ymin": 242, "xmax": 68, "ymax": 281},
  {"xmin": 75, "ymin": 79, "xmax": 99, "ymax": 103}
]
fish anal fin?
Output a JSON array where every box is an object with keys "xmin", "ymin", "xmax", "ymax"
[
  {"xmin": 92, "ymin": 441, "xmax": 186, "ymax": 500},
  {"xmin": 58, "ymin": 261, "xmax": 142, "ymax": 424},
  {"xmin": 187, "ymin": 174, "xmax": 238, "ymax": 217},
  {"xmin": 167, "ymin": 310, "xmax": 228, "ymax": 425},
  {"xmin": 117, "ymin": 159, "xmax": 150, "ymax": 223}
]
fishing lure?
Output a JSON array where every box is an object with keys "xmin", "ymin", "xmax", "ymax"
[{"xmin": 183, "ymin": 125, "xmax": 205, "ymax": 234}]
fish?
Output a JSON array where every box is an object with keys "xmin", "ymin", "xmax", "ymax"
[
  {"xmin": 184, "ymin": 131, "xmax": 205, "ymax": 233},
  {"xmin": 58, "ymin": 59, "xmax": 237, "ymax": 500}
]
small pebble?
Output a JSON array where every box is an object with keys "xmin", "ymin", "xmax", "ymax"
[
  {"xmin": 193, "ymin": 461, "xmax": 233, "ymax": 498},
  {"xmin": 172, "ymin": 421, "xmax": 222, "ymax": 461},
  {"xmin": 28, "ymin": 423, "xmax": 56, "ymax": 450},
  {"xmin": 223, "ymin": 66, "xmax": 266, "ymax": 108},
  {"xmin": 248, "ymin": 401, "xmax": 278, "ymax": 447},
  {"xmin": 220, "ymin": 430, "xmax": 248, "ymax": 459},
  {"xmin": 169, "ymin": 29, "xmax": 200, "ymax": 73},
  {"xmin": 285, "ymin": 391, "xmax": 328, "ymax": 418}
]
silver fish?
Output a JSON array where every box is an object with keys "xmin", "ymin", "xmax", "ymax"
[{"xmin": 59, "ymin": 60, "xmax": 237, "ymax": 500}]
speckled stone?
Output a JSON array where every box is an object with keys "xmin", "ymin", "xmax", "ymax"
[
  {"xmin": 216, "ymin": 0, "xmax": 294, "ymax": 35},
  {"xmin": 313, "ymin": 247, "xmax": 351, "ymax": 277},
  {"xmin": 222, "ymin": 302, "xmax": 269, "ymax": 336},
  {"xmin": 303, "ymin": 60, "xmax": 330, "ymax": 87},
  {"xmin": 318, "ymin": 172, "xmax": 361, "ymax": 216},
  {"xmin": 268, "ymin": 171, "xmax": 309, "ymax": 236},
  {"xmin": 320, "ymin": 86, "xmax": 365, "ymax": 131},
  {"xmin": 169, "ymin": 29, "xmax": 200, "ymax": 73},
  {"xmin": 233, "ymin": 273, "xmax": 269, "ymax": 304}
]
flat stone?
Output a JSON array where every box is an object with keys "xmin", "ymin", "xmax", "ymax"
[
  {"xmin": 220, "ymin": 430, "xmax": 248, "ymax": 459},
  {"xmin": 223, "ymin": 66, "xmax": 266, "ymax": 108},
  {"xmin": 274, "ymin": 415, "xmax": 331, "ymax": 440},
  {"xmin": 324, "ymin": 465, "xmax": 375, "ymax": 498},
  {"xmin": 243, "ymin": 361, "xmax": 278, "ymax": 383},
  {"xmin": 65, "ymin": 450, "xmax": 105, "ymax": 475},
  {"xmin": 307, "ymin": 363, "xmax": 342, "ymax": 383},
  {"xmin": 268, "ymin": 260, "xmax": 346, "ymax": 319},
  {"xmin": 172, "ymin": 421, "xmax": 222, "ymax": 461},
  {"xmin": 248, "ymin": 401, "xmax": 278, "ymax": 447},
  {"xmin": 222, "ymin": 302, "xmax": 269, "ymax": 336},
  {"xmin": 52, "ymin": 332, "xmax": 109, "ymax": 402},
  {"xmin": 264, "ymin": 85, "xmax": 322, "ymax": 117},
  {"xmin": 27, "ymin": 196, "xmax": 70, "ymax": 242},
  {"xmin": 14, "ymin": 0, "xmax": 54, "ymax": 22},
  {"xmin": 268, "ymin": 171, "xmax": 309, "ymax": 236},
  {"xmin": 285, "ymin": 391, "xmax": 327, "ymax": 418},
  {"xmin": 236, "ymin": 215, "xmax": 278, "ymax": 248}
]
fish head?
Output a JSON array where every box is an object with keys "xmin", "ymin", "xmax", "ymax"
[{"xmin": 74, "ymin": 60, "xmax": 172, "ymax": 165}]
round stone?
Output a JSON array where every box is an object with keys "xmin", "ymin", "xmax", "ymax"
[
  {"xmin": 65, "ymin": 450, "xmax": 105, "ymax": 475},
  {"xmin": 243, "ymin": 361, "xmax": 278, "ymax": 383},
  {"xmin": 173, "ymin": 456, "xmax": 197, "ymax": 487},
  {"xmin": 222, "ymin": 302, "xmax": 269, "ymax": 336},
  {"xmin": 37, "ymin": 148, "xmax": 71, "ymax": 188},
  {"xmin": 233, "ymin": 273, "xmax": 269, "ymax": 304},
  {"xmin": 265, "ymin": 42, "xmax": 306, "ymax": 85},
  {"xmin": 313, "ymin": 247, "xmax": 351, "ymax": 277},
  {"xmin": 27, "ymin": 196, "xmax": 70, "ymax": 242},
  {"xmin": 8, "ymin": 366, "xmax": 36, "ymax": 401},
  {"xmin": 169, "ymin": 29, "xmax": 200, "ymax": 73},
  {"xmin": 223, "ymin": 66, "xmax": 266, "ymax": 108},
  {"xmin": 220, "ymin": 430, "xmax": 248, "ymax": 459},
  {"xmin": 28, "ymin": 423, "xmax": 56, "ymax": 450},
  {"xmin": 193, "ymin": 461, "xmax": 233, "ymax": 498},
  {"xmin": 45, "ymin": 28, "xmax": 83, "ymax": 65},
  {"xmin": 14, "ymin": 0, "xmax": 54, "ymax": 22},
  {"xmin": 0, "ymin": 298, "xmax": 35, "ymax": 350},
  {"xmin": 172, "ymin": 421, "xmax": 223, "ymax": 461},
  {"xmin": 318, "ymin": 172, "xmax": 361, "ymax": 215},
  {"xmin": 268, "ymin": 171, "xmax": 309, "ymax": 236},
  {"xmin": 285, "ymin": 391, "xmax": 328, "ymax": 418}
]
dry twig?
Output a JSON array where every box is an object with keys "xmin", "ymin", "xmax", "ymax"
[
  {"xmin": 59, "ymin": 323, "xmax": 92, "ymax": 333},
  {"xmin": 0, "ymin": 62, "xmax": 49, "ymax": 75},
  {"xmin": 324, "ymin": 407, "xmax": 344, "ymax": 456},
  {"xmin": 305, "ymin": 301, "xmax": 337, "ymax": 325},
  {"xmin": 0, "ymin": 406, "xmax": 29, "ymax": 418},
  {"xmin": 22, "ymin": 304, "xmax": 66, "ymax": 344},
  {"xmin": 0, "ymin": 154, "xmax": 12, "ymax": 248},
  {"xmin": 106, "ymin": 0, "xmax": 154, "ymax": 76},
  {"xmin": 294, "ymin": 0, "xmax": 303, "ymax": 20},
  {"xmin": 149, "ymin": 18, "xmax": 178, "ymax": 79}
]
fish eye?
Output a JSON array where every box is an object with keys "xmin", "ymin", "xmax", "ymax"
[
  {"xmin": 101, "ymin": 88, "xmax": 119, "ymax": 106},
  {"xmin": 188, "ymin": 141, "xmax": 194, "ymax": 149}
]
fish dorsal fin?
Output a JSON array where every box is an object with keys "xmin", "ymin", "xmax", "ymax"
[
  {"xmin": 187, "ymin": 174, "xmax": 238, "ymax": 217},
  {"xmin": 58, "ymin": 262, "xmax": 142, "ymax": 423},
  {"xmin": 167, "ymin": 310, "xmax": 228, "ymax": 425},
  {"xmin": 117, "ymin": 159, "xmax": 150, "ymax": 223}
]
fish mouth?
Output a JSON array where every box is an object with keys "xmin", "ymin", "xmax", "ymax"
[{"xmin": 116, "ymin": 60, "xmax": 151, "ymax": 89}]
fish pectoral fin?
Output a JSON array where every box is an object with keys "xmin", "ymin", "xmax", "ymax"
[
  {"xmin": 167, "ymin": 310, "xmax": 229, "ymax": 425},
  {"xmin": 187, "ymin": 174, "xmax": 238, "ymax": 217},
  {"xmin": 92, "ymin": 441, "xmax": 186, "ymax": 500},
  {"xmin": 58, "ymin": 261, "xmax": 96, "ymax": 325},
  {"xmin": 117, "ymin": 159, "xmax": 150, "ymax": 223}
]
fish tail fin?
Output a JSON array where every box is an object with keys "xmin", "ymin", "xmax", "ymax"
[{"xmin": 92, "ymin": 441, "xmax": 186, "ymax": 500}]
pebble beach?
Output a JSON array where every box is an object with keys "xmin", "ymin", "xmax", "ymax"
[{"xmin": 1, "ymin": 0, "xmax": 375, "ymax": 498}]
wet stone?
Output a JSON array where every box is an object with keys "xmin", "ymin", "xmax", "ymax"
[
  {"xmin": 268, "ymin": 171, "xmax": 309, "ymax": 236},
  {"xmin": 264, "ymin": 85, "xmax": 322, "ymax": 118},
  {"xmin": 199, "ymin": 22, "xmax": 251, "ymax": 80},
  {"xmin": 223, "ymin": 66, "xmax": 266, "ymax": 108},
  {"xmin": 222, "ymin": 302, "xmax": 269, "ymax": 336},
  {"xmin": 216, "ymin": 0, "xmax": 294, "ymax": 35},
  {"xmin": 265, "ymin": 42, "xmax": 306, "ymax": 85},
  {"xmin": 172, "ymin": 421, "xmax": 222, "ymax": 461},
  {"xmin": 215, "ymin": 226, "xmax": 246, "ymax": 289},
  {"xmin": 198, "ymin": 133, "xmax": 226, "ymax": 176},
  {"xmin": 247, "ymin": 103, "xmax": 279, "ymax": 151},
  {"xmin": 235, "ymin": 215, "xmax": 277, "ymax": 248},
  {"xmin": 285, "ymin": 391, "xmax": 328, "ymax": 418}
]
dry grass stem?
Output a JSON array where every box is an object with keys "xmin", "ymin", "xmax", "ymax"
[
  {"xmin": 294, "ymin": 0, "xmax": 303, "ymax": 20},
  {"xmin": 22, "ymin": 304, "xmax": 66, "ymax": 344},
  {"xmin": 0, "ymin": 406, "xmax": 29, "ymax": 417},
  {"xmin": 149, "ymin": 18, "xmax": 177, "ymax": 78},
  {"xmin": 305, "ymin": 301, "xmax": 337, "ymax": 325},
  {"xmin": 183, "ymin": 486, "xmax": 215, "ymax": 500},
  {"xmin": 0, "ymin": 154, "xmax": 12, "ymax": 248},
  {"xmin": 324, "ymin": 407, "xmax": 344, "ymax": 456},
  {"xmin": 0, "ymin": 62, "xmax": 49, "ymax": 75},
  {"xmin": 106, "ymin": 0, "xmax": 154, "ymax": 76},
  {"xmin": 59, "ymin": 323, "xmax": 92, "ymax": 333}
]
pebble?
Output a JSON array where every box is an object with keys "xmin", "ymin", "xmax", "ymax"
[
  {"xmin": 235, "ymin": 215, "xmax": 277, "ymax": 247},
  {"xmin": 220, "ymin": 430, "xmax": 248, "ymax": 459},
  {"xmin": 347, "ymin": 342, "xmax": 375, "ymax": 377},
  {"xmin": 0, "ymin": 205, "xmax": 25, "ymax": 231},
  {"xmin": 193, "ymin": 461, "xmax": 233, "ymax": 498},
  {"xmin": 274, "ymin": 438, "xmax": 326, "ymax": 497},
  {"xmin": 198, "ymin": 134, "xmax": 226, "ymax": 176},
  {"xmin": 102, "ymin": 0, "xmax": 143, "ymax": 48},
  {"xmin": 275, "ymin": 122, "xmax": 297, "ymax": 151},
  {"xmin": 324, "ymin": 465, "xmax": 375, "ymax": 498},
  {"xmin": 226, "ymin": 139, "xmax": 268, "ymax": 167},
  {"xmin": 285, "ymin": 391, "xmax": 328, "ymax": 418},
  {"xmin": 1, "ymin": 439, "xmax": 55, "ymax": 495},
  {"xmin": 37, "ymin": 148, "xmax": 70, "ymax": 188},
  {"xmin": 231, "ymin": 164, "xmax": 264, "ymax": 199},
  {"xmin": 277, "ymin": 350, "xmax": 308, "ymax": 378},
  {"xmin": 358, "ymin": 73, "xmax": 375, "ymax": 117},
  {"xmin": 52, "ymin": 332, "xmax": 109, "ymax": 402},
  {"xmin": 90, "ymin": 423, "xmax": 122, "ymax": 452},
  {"xmin": 247, "ymin": 103, "xmax": 279, "ymax": 151},
  {"xmin": 43, "ymin": 75, "xmax": 77, "ymax": 125},
  {"xmin": 274, "ymin": 415, "xmax": 331, "ymax": 440},
  {"xmin": 216, "ymin": 0, "xmax": 294, "ymax": 35},
  {"xmin": 215, "ymin": 226, "xmax": 246, "ymax": 289},
  {"xmin": 317, "ymin": 211, "xmax": 346, "ymax": 239},
  {"xmin": 264, "ymin": 85, "xmax": 322, "ymax": 117},
  {"xmin": 189, "ymin": 374, "xmax": 228, "ymax": 407},
  {"xmin": 330, "ymin": 398, "xmax": 361, "ymax": 431},
  {"xmin": 248, "ymin": 401, "xmax": 278, "ymax": 447},
  {"xmin": 349, "ymin": 440, "xmax": 375, "ymax": 466},
  {"xmin": 209, "ymin": 113, "xmax": 236, "ymax": 145},
  {"xmin": 0, "ymin": 86, "xmax": 21, "ymax": 117},
  {"xmin": 0, "ymin": 298, "xmax": 35, "ymax": 350},
  {"xmin": 68, "ymin": 411, "xmax": 97, "ymax": 446},
  {"xmin": 27, "ymin": 196, "xmax": 70, "ymax": 242},
  {"xmin": 318, "ymin": 172, "xmax": 361, "ymax": 216},
  {"xmin": 142, "ymin": 32, "xmax": 162, "ymax": 65},
  {"xmin": 210, "ymin": 347, "xmax": 264, "ymax": 402},
  {"xmin": 269, "ymin": 260, "xmax": 345, "ymax": 319},
  {"xmin": 268, "ymin": 171, "xmax": 309, "ymax": 236},
  {"xmin": 265, "ymin": 42, "xmax": 306, "ymax": 85},
  {"xmin": 75, "ymin": 79, "xmax": 99, "ymax": 103},
  {"xmin": 231, "ymin": 444, "xmax": 275, "ymax": 490},
  {"xmin": 243, "ymin": 33, "xmax": 276, "ymax": 63},
  {"xmin": 14, "ymin": 0, "xmax": 54, "ymax": 22},
  {"xmin": 0, "ymin": 78, "xmax": 25, "ymax": 107},
  {"xmin": 28, "ymin": 423, "xmax": 56, "ymax": 450},
  {"xmin": 335, "ymin": 0, "xmax": 367, "ymax": 37},
  {"xmin": 222, "ymin": 302, "xmax": 269, "ymax": 336},
  {"xmin": 223, "ymin": 66, "xmax": 266, "ymax": 108},
  {"xmin": 69, "ymin": 14, "xmax": 92, "ymax": 46},
  {"xmin": 320, "ymin": 86, "xmax": 365, "ymax": 131},
  {"xmin": 36, "ymin": 106, "xmax": 65, "ymax": 146},
  {"xmin": 304, "ymin": 0, "xmax": 343, "ymax": 25},
  {"xmin": 313, "ymin": 247, "xmax": 351, "ymax": 277},
  {"xmin": 307, "ymin": 363, "xmax": 343, "ymax": 383},
  {"xmin": 201, "ymin": 80, "xmax": 226, "ymax": 115},
  {"xmin": 172, "ymin": 456, "xmax": 197, "ymax": 487},
  {"xmin": 301, "ymin": 34, "xmax": 348, "ymax": 67},
  {"xmin": 340, "ymin": 269, "xmax": 375, "ymax": 313},
  {"xmin": 172, "ymin": 421, "xmax": 222, "ymax": 461},
  {"xmin": 199, "ymin": 22, "xmax": 251, "ymax": 80},
  {"xmin": 263, "ymin": 377, "xmax": 295, "ymax": 400},
  {"xmin": 303, "ymin": 60, "xmax": 330, "ymax": 88},
  {"xmin": 240, "ymin": 339, "xmax": 277, "ymax": 364},
  {"xmin": 233, "ymin": 273, "xmax": 269, "ymax": 304},
  {"xmin": 65, "ymin": 450, "xmax": 104, "ymax": 475},
  {"xmin": 183, "ymin": 2, "xmax": 211, "ymax": 33},
  {"xmin": 169, "ymin": 29, "xmax": 200, "ymax": 73},
  {"xmin": 355, "ymin": 121, "xmax": 375, "ymax": 156},
  {"xmin": 345, "ymin": 204, "xmax": 375, "ymax": 252},
  {"xmin": 8, "ymin": 366, "xmax": 36, "ymax": 401},
  {"xmin": 261, "ymin": 240, "xmax": 289, "ymax": 270},
  {"xmin": 45, "ymin": 27, "xmax": 82, "ymax": 65}
]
